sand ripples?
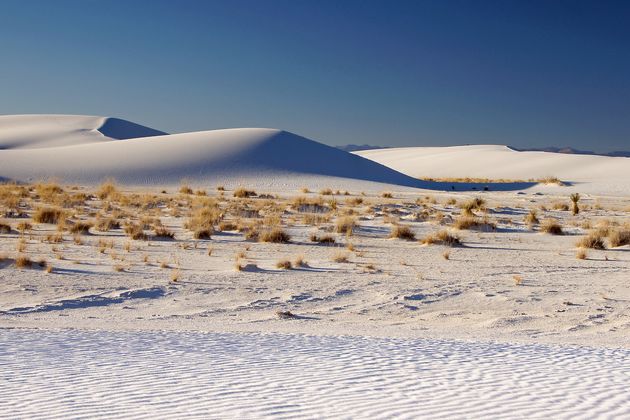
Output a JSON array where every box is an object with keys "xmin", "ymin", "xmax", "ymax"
[{"xmin": 1, "ymin": 330, "xmax": 628, "ymax": 419}]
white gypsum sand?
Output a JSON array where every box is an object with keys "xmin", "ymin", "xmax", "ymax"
[
  {"xmin": 1, "ymin": 115, "xmax": 629, "ymax": 418},
  {"xmin": 1, "ymin": 330, "xmax": 628, "ymax": 420},
  {"xmin": 356, "ymin": 145, "xmax": 630, "ymax": 196}
]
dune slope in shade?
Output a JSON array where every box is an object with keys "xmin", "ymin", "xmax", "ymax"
[
  {"xmin": 0, "ymin": 114, "xmax": 166, "ymax": 149},
  {"xmin": 357, "ymin": 145, "xmax": 630, "ymax": 195},
  {"xmin": 0, "ymin": 125, "xmax": 425, "ymax": 188},
  {"xmin": 1, "ymin": 330, "xmax": 628, "ymax": 419}
]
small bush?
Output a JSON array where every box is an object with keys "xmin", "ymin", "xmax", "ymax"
[
  {"xmin": 541, "ymin": 219, "xmax": 563, "ymax": 235},
  {"xmin": 33, "ymin": 207, "xmax": 65, "ymax": 224},
  {"xmin": 259, "ymin": 228, "xmax": 290, "ymax": 243},
  {"xmin": 332, "ymin": 251, "xmax": 350, "ymax": 263},
  {"xmin": 69, "ymin": 221, "xmax": 92, "ymax": 235},
  {"xmin": 421, "ymin": 230, "xmax": 461, "ymax": 247},
  {"xmin": 576, "ymin": 232, "xmax": 606, "ymax": 249},
  {"xmin": 389, "ymin": 225, "xmax": 416, "ymax": 240},
  {"xmin": 335, "ymin": 216, "xmax": 356, "ymax": 235},
  {"xmin": 234, "ymin": 187, "xmax": 257, "ymax": 198},
  {"xmin": 525, "ymin": 209, "xmax": 539, "ymax": 226},
  {"xmin": 319, "ymin": 188, "xmax": 333, "ymax": 195},
  {"xmin": 453, "ymin": 216, "xmax": 496, "ymax": 231},
  {"xmin": 276, "ymin": 259, "xmax": 292, "ymax": 269},
  {"xmin": 0, "ymin": 222, "xmax": 12, "ymax": 234},
  {"xmin": 153, "ymin": 227, "xmax": 175, "ymax": 240},
  {"xmin": 193, "ymin": 229, "xmax": 212, "ymax": 240},
  {"xmin": 95, "ymin": 217, "xmax": 121, "ymax": 232},
  {"xmin": 124, "ymin": 224, "xmax": 148, "ymax": 240},
  {"xmin": 310, "ymin": 233, "xmax": 336, "ymax": 244},
  {"xmin": 608, "ymin": 228, "xmax": 630, "ymax": 247}
]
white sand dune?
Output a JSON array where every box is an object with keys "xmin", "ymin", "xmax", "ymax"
[
  {"xmin": 0, "ymin": 115, "xmax": 424, "ymax": 190},
  {"xmin": 357, "ymin": 145, "xmax": 630, "ymax": 195},
  {"xmin": 0, "ymin": 114, "xmax": 166, "ymax": 149},
  {"xmin": 1, "ymin": 329, "xmax": 628, "ymax": 419}
]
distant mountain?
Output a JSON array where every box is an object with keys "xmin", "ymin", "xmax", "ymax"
[
  {"xmin": 336, "ymin": 144, "xmax": 389, "ymax": 152},
  {"xmin": 511, "ymin": 146, "xmax": 630, "ymax": 158}
]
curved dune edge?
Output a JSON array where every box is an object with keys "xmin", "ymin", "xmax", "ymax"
[
  {"xmin": 356, "ymin": 145, "xmax": 630, "ymax": 195},
  {"xmin": 0, "ymin": 116, "xmax": 429, "ymax": 190},
  {"xmin": 0, "ymin": 114, "xmax": 166, "ymax": 149}
]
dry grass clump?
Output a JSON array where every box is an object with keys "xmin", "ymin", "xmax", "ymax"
[
  {"xmin": 442, "ymin": 250, "xmax": 450, "ymax": 260},
  {"xmin": 538, "ymin": 176, "xmax": 564, "ymax": 186},
  {"xmin": 608, "ymin": 228, "xmax": 630, "ymax": 248},
  {"xmin": 33, "ymin": 206, "xmax": 65, "ymax": 224},
  {"xmin": 185, "ymin": 205, "xmax": 222, "ymax": 232},
  {"xmin": 69, "ymin": 221, "xmax": 93, "ymax": 235},
  {"xmin": 95, "ymin": 217, "xmax": 121, "ymax": 232},
  {"xmin": 319, "ymin": 188, "xmax": 333, "ymax": 195},
  {"xmin": 96, "ymin": 179, "xmax": 118, "ymax": 199},
  {"xmin": 576, "ymin": 248, "xmax": 588, "ymax": 260},
  {"xmin": 14, "ymin": 255, "xmax": 46, "ymax": 269},
  {"xmin": 381, "ymin": 192, "xmax": 393, "ymax": 198},
  {"xmin": 525, "ymin": 209, "xmax": 539, "ymax": 226},
  {"xmin": 34, "ymin": 182, "xmax": 63, "ymax": 202},
  {"xmin": 259, "ymin": 228, "xmax": 290, "ymax": 243},
  {"xmin": 513, "ymin": 275, "xmax": 523, "ymax": 286},
  {"xmin": 153, "ymin": 227, "xmax": 175, "ymax": 240},
  {"xmin": 16, "ymin": 222, "xmax": 32, "ymax": 234},
  {"xmin": 124, "ymin": 223, "xmax": 148, "ymax": 240},
  {"xmin": 332, "ymin": 251, "xmax": 350, "ymax": 263},
  {"xmin": 218, "ymin": 220, "xmax": 238, "ymax": 231},
  {"xmin": 551, "ymin": 202, "xmax": 570, "ymax": 211},
  {"xmin": 420, "ymin": 230, "xmax": 461, "ymax": 247},
  {"xmin": 453, "ymin": 215, "xmax": 496, "ymax": 231},
  {"xmin": 0, "ymin": 222, "xmax": 12, "ymax": 234},
  {"xmin": 310, "ymin": 233, "xmax": 336, "ymax": 244},
  {"xmin": 576, "ymin": 231, "xmax": 606, "ymax": 250},
  {"xmin": 293, "ymin": 254, "xmax": 308, "ymax": 267},
  {"xmin": 345, "ymin": 197, "xmax": 363, "ymax": 206},
  {"xmin": 389, "ymin": 225, "xmax": 416, "ymax": 240},
  {"xmin": 233, "ymin": 187, "xmax": 257, "ymax": 198},
  {"xmin": 460, "ymin": 197, "xmax": 486, "ymax": 216},
  {"xmin": 179, "ymin": 184, "xmax": 193, "ymax": 195},
  {"xmin": 335, "ymin": 216, "xmax": 356, "ymax": 235},
  {"xmin": 541, "ymin": 219, "xmax": 563, "ymax": 235},
  {"xmin": 276, "ymin": 259, "xmax": 292, "ymax": 269}
]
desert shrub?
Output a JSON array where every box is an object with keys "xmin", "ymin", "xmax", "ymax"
[
  {"xmin": 185, "ymin": 205, "xmax": 222, "ymax": 232},
  {"xmin": 570, "ymin": 193, "xmax": 580, "ymax": 215},
  {"xmin": 538, "ymin": 176, "xmax": 564, "ymax": 186},
  {"xmin": 525, "ymin": 209, "xmax": 539, "ymax": 226},
  {"xmin": 95, "ymin": 217, "xmax": 121, "ymax": 232},
  {"xmin": 124, "ymin": 223, "xmax": 148, "ymax": 240},
  {"xmin": 33, "ymin": 207, "xmax": 65, "ymax": 224},
  {"xmin": 576, "ymin": 232, "xmax": 606, "ymax": 249},
  {"xmin": 14, "ymin": 255, "xmax": 45, "ymax": 269},
  {"xmin": 69, "ymin": 221, "xmax": 93, "ymax": 235},
  {"xmin": 218, "ymin": 221, "xmax": 238, "ymax": 231},
  {"xmin": 319, "ymin": 188, "xmax": 333, "ymax": 195},
  {"xmin": 332, "ymin": 251, "xmax": 350, "ymax": 263},
  {"xmin": 153, "ymin": 227, "xmax": 175, "ymax": 240},
  {"xmin": 460, "ymin": 198, "xmax": 486, "ymax": 216},
  {"xmin": 193, "ymin": 229, "xmax": 212, "ymax": 240},
  {"xmin": 381, "ymin": 192, "xmax": 393, "ymax": 198},
  {"xmin": 453, "ymin": 215, "xmax": 496, "ymax": 231},
  {"xmin": 293, "ymin": 255, "xmax": 308, "ymax": 267},
  {"xmin": 276, "ymin": 259, "xmax": 292, "ymax": 269},
  {"xmin": 0, "ymin": 222, "xmax": 12, "ymax": 234},
  {"xmin": 541, "ymin": 219, "xmax": 563, "ymax": 235},
  {"xmin": 179, "ymin": 184, "xmax": 193, "ymax": 194},
  {"xmin": 420, "ymin": 230, "xmax": 461, "ymax": 246},
  {"xmin": 576, "ymin": 248, "xmax": 588, "ymax": 260},
  {"xmin": 259, "ymin": 228, "xmax": 290, "ymax": 243},
  {"xmin": 608, "ymin": 228, "xmax": 630, "ymax": 247},
  {"xmin": 389, "ymin": 225, "xmax": 416, "ymax": 240},
  {"xmin": 310, "ymin": 233, "xmax": 336, "ymax": 244},
  {"xmin": 335, "ymin": 216, "xmax": 356, "ymax": 235},
  {"xmin": 34, "ymin": 182, "xmax": 63, "ymax": 202},
  {"xmin": 234, "ymin": 187, "xmax": 257, "ymax": 198},
  {"xmin": 96, "ymin": 179, "xmax": 118, "ymax": 200},
  {"xmin": 345, "ymin": 197, "xmax": 363, "ymax": 206},
  {"xmin": 551, "ymin": 202, "xmax": 570, "ymax": 211}
]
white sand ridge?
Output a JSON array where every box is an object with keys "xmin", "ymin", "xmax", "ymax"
[{"xmin": 0, "ymin": 114, "xmax": 425, "ymax": 189}]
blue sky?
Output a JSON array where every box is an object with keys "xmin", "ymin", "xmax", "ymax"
[{"xmin": 1, "ymin": 0, "xmax": 628, "ymax": 152}]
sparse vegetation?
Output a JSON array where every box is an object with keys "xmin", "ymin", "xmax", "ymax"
[
  {"xmin": 33, "ymin": 207, "xmax": 65, "ymax": 224},
  {"xmin": 389, "ymin": 225, "xmax": 416, "ymax": 240},
  {"xmin": 421, "ymin": 230, "xmax": 461, "ymax": 246},
  {"xmin": 541, "ymin": 219, "xmax": 563, "ymax": 235}
]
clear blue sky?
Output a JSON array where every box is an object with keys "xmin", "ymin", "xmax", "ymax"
[{"xmin": 1, "ymin": 0, "xmax": 628, "ymax": 152}]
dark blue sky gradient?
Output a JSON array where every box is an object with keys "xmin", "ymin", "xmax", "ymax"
[{"xmin": 1, "ymin": 0, "xmax": 628, "ymax": 151}]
